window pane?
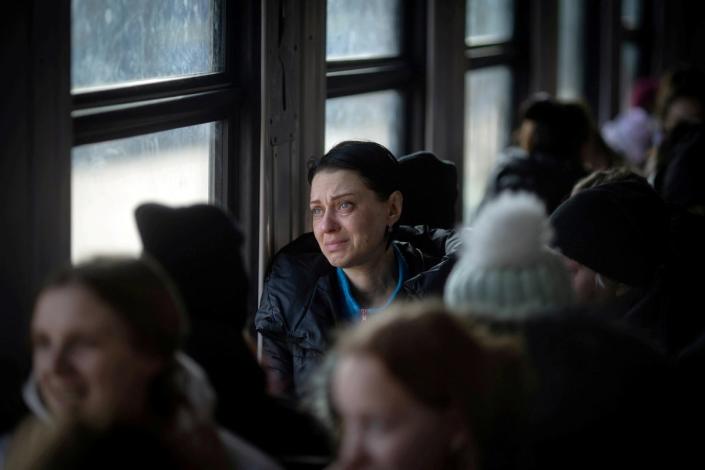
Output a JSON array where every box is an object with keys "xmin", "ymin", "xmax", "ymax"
[
  {"xmin": 466, "ymin": 0, "xmax": 514, "ymax": 46},
  {"xmin": 325, "ymin": 90, "xmax": 404, "ymax": 157},
  {"xmin": 71, "ymin": 0, "xmax": 223, "ymax": 92},
  {"xmin": 620, "ymin": 43, "xmax": 640, "ymax": 112},
  {"xmin": 327, "ymin": 0, "xmax": 402, "ymax": 61},
  {"xmin": 71, "ymin": 123, "xmax": 217, "ymax": 262},
  {"xmin": 557, "ymin": 0, "xmax": 585, "ymax": 100},
  {"xmin": 622, "ymin": 0, "xmax": 643, "ymax": 30},
  {"xmin": 464, "ymin": 67, "xmax": 512, "ymax": 221}
]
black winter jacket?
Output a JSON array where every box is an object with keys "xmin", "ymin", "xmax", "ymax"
[{"xmin": 255, "ymin": 226, "xmax": 460, "ymax": 398}]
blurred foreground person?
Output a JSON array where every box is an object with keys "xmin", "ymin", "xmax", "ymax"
[
  {"xmin": 329, "ymin": 302, "xmax": 530, "ymax": 470},
  {"xmin": 2, "ymin": 257, "xmax": 280, "ymax": 470}
]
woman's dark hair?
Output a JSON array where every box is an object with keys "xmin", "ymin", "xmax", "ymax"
[
  {"xmin": 520, "ymin": 95, "xmax": 592, "ymax": 163},
  {"xmin": 307, "ymin": 141, "xmax": 401, "ymax": 201}
]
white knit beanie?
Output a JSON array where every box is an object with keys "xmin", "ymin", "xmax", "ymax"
[{"xmin": 444, "ymin": 192, "xmax": 574, "ymax": 319}]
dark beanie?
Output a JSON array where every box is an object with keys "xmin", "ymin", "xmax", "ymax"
[
  {"xmin": 549, "ymin": 179, "xmax": 669, "ymax": 287},
  {"xmin": 135, "ymin": 203, "xmax": 249, "ymax": 329}
]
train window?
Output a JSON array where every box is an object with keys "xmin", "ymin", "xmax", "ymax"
[
  {"xmin": 465, "ymin": 0, "xmax": 514, "ymax": 46},
  {"xmin": 71, "ymin": 123, "xmax": 218, "ymax": 261},
  {"xmin": 463, "ymin": 0, "xmax": 516, "ymax": 219},
  {"xmin": 69, "ymin": 0, "xmax": 240, "ymax": 263},
  {"xmin": 620, "ymin": 0, "xmax": 646, "ymax": 112},
  {"xmin": 325, "ymin": 90, "xmax": 403, "ymax": 155},
  {"xmin": 557, "ymin": 0, "xmax": 585, "ymax": 100},
  {"xmin": 326, "ymin": 0, "xmax": 402, "ymax": 61},
  {"xmin": 621, "ymin": 0, "xmax": 643, "ymax": 31},
  {"xmin": 463, "ymin": 67, "xmax": 512, "ymax": 217},
  {"xmin": 324, "ymin": 0, "xmax": 416, "ymax": 156},
  {"xmin": 71, "ymin": 0, "xmax": 224, "ymax": 91},
  {"xmin": 620, "ymin": 42, "xmax": 640, "ymax": 111}
]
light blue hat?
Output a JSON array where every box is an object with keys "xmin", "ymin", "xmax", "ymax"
[{"xmin": 444, "ymin": 192, "xmax": 574, "ymax": 319}]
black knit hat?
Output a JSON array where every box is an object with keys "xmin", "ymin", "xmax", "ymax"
[
  {"xmin": 135, "ymin": 203, "xmax": 249, "ymax": 329},
  {"xmin": 549, "ymin": 179, "xmax": 669, "ymax": 287}
]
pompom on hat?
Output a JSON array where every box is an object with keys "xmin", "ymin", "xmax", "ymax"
[{"xmin": 444, "ymin": 192, "xmax": 574, "ymax": 319}]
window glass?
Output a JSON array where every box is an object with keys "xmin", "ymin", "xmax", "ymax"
[
  {"xmin": 325, "ymin": 90, "xmax": 404, "ymax": 157},
  {"xmin": 557, "ymin": 0, "xmax": 585, "ymax": 100},
  {"xmin": 466, "ymin": 0, "xmax": 514, "ymax": 46},
  {"xmin": 326, "ymin": 0, "xmax": 402, "ymax": 61},
  {"xmin": 71, "ymin": 123, "xmax": 217, "ymax": 261},
  {"xmin": 620, "ymin": 43, "xmax": 639, "ymax": 111},
  {"xmin": 622, "ymin": 0, "xmax": 643, "ymax": 30},
  {"xmin": 71, "ymin": 0, "xmax": 223, "ymax": 92},
  {"xmin": 464, "ymin": 67, "xmax": 512, "ymax": 221}
]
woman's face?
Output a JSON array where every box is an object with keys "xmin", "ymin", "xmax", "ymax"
[
  {"xmin": 310, "ymin": 169, "xmax": 402, "ymax": 269},
  {"xmin": 562, "ymin": 256, "xmax": 613, "ymax": 304},
  {"xmin": 332, "ymin": 354, "xmax": 466, "ymax": 470},
  {"xmin": 663, "ymin": 97, "xmax": 703, "ymax": 135},
  {"xmin": 32, "ymin": 284, "xmax": 162, "ymax": 426}
]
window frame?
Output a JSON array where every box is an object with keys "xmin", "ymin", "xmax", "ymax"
[
  {"xmin": 66, "ymin": 0, "xmax": 262, "ymax": 292},
  {"xmin": 461, "ymin": 0, "xmax": 522, "ymax": 220},
  {"xmin": 324, "ymin": 0, "xmax": 427, "ymax": 155}
]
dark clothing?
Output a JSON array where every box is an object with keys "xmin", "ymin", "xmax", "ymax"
[
  {"xmin": 482, "ymin": 147, "xmax": 587, "ymax": 215},
  {"xmin": 255, "ymin": 226, "xmax": 460, "ymax": 398},
  {"xmin": 520, "ymin": 311, "xmax": 674, "ymax": 470}
]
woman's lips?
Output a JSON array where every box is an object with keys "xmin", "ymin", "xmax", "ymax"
[{"xmin": 324, "ymin": 240, "xmax": 348, "ymax": 252}]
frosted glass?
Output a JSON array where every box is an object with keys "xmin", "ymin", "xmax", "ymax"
[
  {"xmin": 327, "ymin": 0, "xmax": 402, "ymax": 61},
  {"xmin": 325, "ymin": 90, "xmax": 403, "ymax": 157},
  {"xmin": 557, "ymin": 0, "xmax": 585, "ymax": 100},
  {"xmin": 620, "ymin": 43, "xmax": 640, "ymax": 111},
  {"xmin": 466, "ymin": 0, "xmax": 514, "ymax": 46},
  {"xmin": 71, "ymin": 123, "xmax": 216, "ymax": 262},
  {"xmin": 464, "ymin": 67, "xmax": 512, "ymax": 221},
  {"xmin": 71, "ymin": 0, "xmax": 223, "ymax": 91},
  {"xmin": 622, "ymin": 0, "xmax": 643, "ymax": 29}
]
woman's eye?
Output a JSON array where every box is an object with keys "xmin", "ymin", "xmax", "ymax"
[
  {"xmin": 338, "ymin": 201, "xmax": 353, "ymax": 211},
  {"xmin": 311, "ymin": 207, "xmax": 323, "ymax": 217},
  {"xmin": 32, "ymin": 334, "xmax": 50, "ymax": 352}
]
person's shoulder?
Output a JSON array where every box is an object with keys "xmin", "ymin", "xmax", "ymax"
[
  {"xmin": 256, "ymin": 233, "xmax": 339, "ymax": 334},
  {"xmin": 218, "ymin": 428, "xmax": 284, "ymax": 470},
  {"xmin": 266, "ymin": 233, "xmax": 331, "ymax": 282}
]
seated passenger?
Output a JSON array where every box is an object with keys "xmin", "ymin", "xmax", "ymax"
[
  {"xmin": 602, "ymin": 77, "xmax": 659, "ymax": 170},
  {"xmin": 328, "ymin": 301, "xmax": 530, "ymax": 470},
  {"xmin": 444, "ymin": 191, "xmax": 574, "ymax": 320},
  {"xmin": 481, "ymin": 94, "xmax": 590, "ymax": 215},
  {"xmin": 255, "ymin": 141, "xmax": 459, "ymax": 398},
  {"xmin": 135, "ymin": 203, "xmax": 331, "ymax": 462},
  {"xmin": 548, "ymin": 171, "xmax": 695, "ymax": 350},
  {"xmin": 3, "ymin": 257, "xmax": 280, "ymax": 470}
]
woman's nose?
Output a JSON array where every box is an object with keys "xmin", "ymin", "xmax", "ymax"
[
  {"xmin": 320, "ymin": 208, "xmax": 340, "ymax": 233},
  {"xmin": 46, "ymin": 345, "xmax": 73, "ymax": 376}
]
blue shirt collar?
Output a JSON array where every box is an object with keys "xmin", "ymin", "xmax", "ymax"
[{"xmin": 336, "ymin": 244, "xmax": 407, "ymax": 321}]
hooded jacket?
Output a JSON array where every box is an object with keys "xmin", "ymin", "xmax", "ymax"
[{"xmin": 255, "ymin": 226, "xmax": 460, "ymax": 398}]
